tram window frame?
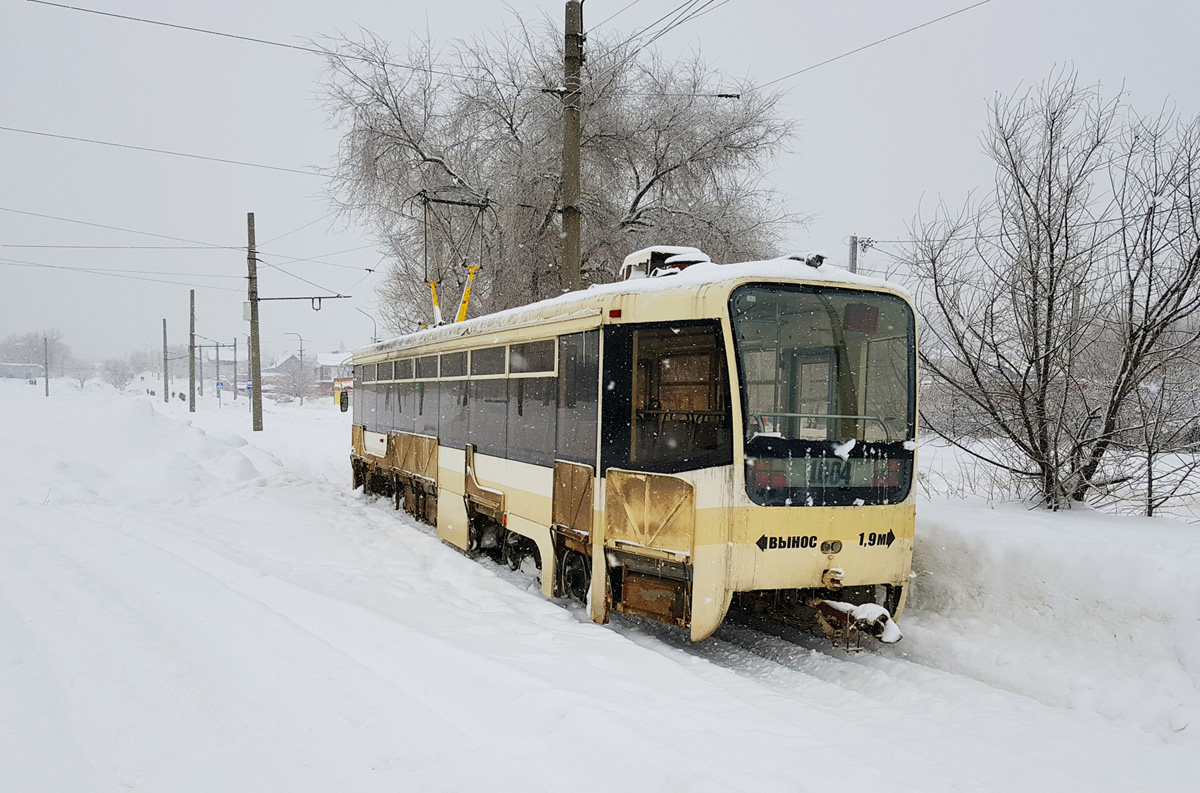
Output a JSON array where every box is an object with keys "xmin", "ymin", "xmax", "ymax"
[
  {"xmin": 440, "ymin": 351, "xmax": 467, "ymax": 378},
  {"xmin": 352, "ymin": 366, "xmax": 363, "ymax": 425},
  {"xmin": 362, "ymin": 363, "xmax": 377, "ymax": 383},
  {"xmin": 416, "ymin": 355, "xmax": 438, "ymax": 380},
  {"xmin": 470, "ymin": 346, "xmax": 506, "ymax": 377},
  {"xmin": 395, "ymin": 358, "xmax": 413, "ymax": 380},
  {"xmin": 557, "ymin": 330, "xmax": 600, "ymax": 465},
  {"xmin": 414, "ymin": 380, "xmax": 439, "ymax": 437},
  {"xmin": 439, "ymin": 379, "xmax": 469, "ymax": 448},
  {"xmin": 468, "ymin": 378, "xmax": 507, "ymax": 455},
  {"xmin": 510, "ymin": 339, "xmax": 555, "ymax": 375},
  {"xmin": 507, "ymin": 376, "xmax": 556, "ymax": 465},
  {"xmin": 363, "ymin": 382, "xmax": 377, "ymax": 431},
  {"xmin": 394, "ymin": 380, "xmax": 415, "ymax": 433},
  {"xmin": 601, "ymin": 320, "xmax": 733, "ymax": 475},
  {"xmin": 377, "ymin": 361, "xmax": 394, "ymax": 381},
  {"xmin": 380, "ymin": 381, "xmax": 395, "ymax": 432}
]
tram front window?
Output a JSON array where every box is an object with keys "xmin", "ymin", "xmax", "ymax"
[{"xmin": 730, "ymin": 284, "xmax": 915, "ymax": 506}]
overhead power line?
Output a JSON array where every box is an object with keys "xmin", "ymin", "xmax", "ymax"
[
  {"xmin": 0, "ymin": 244, "xmax": 229, "ymax": 250},
  {"xmin": 589, "ymin": 0, "xmax": 647, "ymax": 32},
  {"xmin": 0, "ymin": 124, "xmax": 320, "ymax": 176},
  {"xmin": 0, "ymin": 206, "xmax": 235, "ymax": 248},
  {"xmin": 27, "ymin": 0, "xmax": 527, "ymax": 92},
  {"xmin": 0, "ymin": 256, "xmax": 244, "ymax": 291},
  {"xmin": 758, "ymin": 0, "xmax": 993, "ymax": 89},
  {"xmin": 0, "ymin": 206, "xmax": 380, "ymax": 274}
]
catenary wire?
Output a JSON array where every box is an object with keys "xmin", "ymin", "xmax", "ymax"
[
  {"xmin": 756, "ymin": 0, "xmax": 993, "ymax": 90},
  {"xmin": 0, "ymin": 206, "xmax": 237, "ymax": 248},
  {"xmin": 589, "ymin": 0, "xmax": 647, "ymax": 31},
  {"xmin": 0, "ymin": 257, "xmax": 244, "ymax": 292},
  {"xmin": 0, "ymin": 125, "xmax": 320, "ymax": 176},
  {"xmin": 26, "ymin": 0, "xmax": 529, "ymax": 93}
]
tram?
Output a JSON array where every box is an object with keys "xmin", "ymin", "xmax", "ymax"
[{"xmin": 349, "ymin": 248, "xmax": 916, "ymax": 643}]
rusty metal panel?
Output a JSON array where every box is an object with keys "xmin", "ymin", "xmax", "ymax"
[
  {"xmin": 618, "ymin": 571, "xmax": 689, "ymax": 626},
  {"xmin": 414, "ymin": 435, "xmax": 438, "ymax": 481},
  {"xmin": 385, "ymin": 432, "xmax": 402, "ymax": 468},
  {"xmin": 604, "ymin": 469, "xmax": 695, "ymax": 555},
  {"xmin": 553, "ymin": 461, "xmax": 594, "ymax": 536},
  {"xmin": 388, "ymin": 432, "xmax": 438, "ymax": 483},
  {"xmin": 396, "ymin": 432, "xmax": 415, "ymax": 473}
]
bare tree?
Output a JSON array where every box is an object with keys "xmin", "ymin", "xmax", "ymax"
[
  {"xmin": 910, "ymin": 69, "xmax": 1200, "ymax": 510},
  {"xmin": 101, "ymin": 359, "xmax": 134, "ymax": 390},
  {"xmin": 66, "ymin": 357, "xmax": 94, "ymax": 389},
  {"xmin": 0, "ymin": 330, "xmax": 70, "ymax": 375},
  {"xmin": 320, "ymin": 17, "xmax": 797, "ymax": 332}
]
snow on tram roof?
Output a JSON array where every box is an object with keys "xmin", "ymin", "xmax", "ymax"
[{"xmin": 356, "ymin": 255, "xmax": 906, "ymax": 357}]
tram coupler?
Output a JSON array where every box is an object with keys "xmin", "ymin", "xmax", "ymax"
[{"xmin": 807, "ymin": 598, "xmax": 903, "ymax": 649}]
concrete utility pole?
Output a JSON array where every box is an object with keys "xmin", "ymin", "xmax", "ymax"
[
  {"xmin": 286, "ymin": 332, "xmax": 305, "ymax": 406},
  {"xmin": 560, "ymin": 0, "xmax": 584, "ymax": 293},
  {"xmin": 247, "ymin": 212, "xmax": 263, "ymax": 431},
  {"xmin": 189, "ymin": 289, "xmax": 196, "ymax": 413},
  {"xmin": 43, "ymin": 336, "xmax": 49, "ymax": 397},
  {"xmin": 162, "ymin": 318, "xmax": 169, "ymax": 403},
  {"xmin": 214, "ymin": 343, "xmax": 221, "ymax": 408},
  {"xmin": 198, "ymin": 344, "xmax": 204, "ymax": 397},
  {"xmin": 232, "ymin": 337, "xmax": 238, "ymax": 401},
  {"xmin": 848, "ymin": 235, "xmax": 859, "ymax": 274}
]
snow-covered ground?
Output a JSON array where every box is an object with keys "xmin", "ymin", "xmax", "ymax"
[{"xmin": 1, "ymin": 378, "xmax": 1197, "ymax": 792}]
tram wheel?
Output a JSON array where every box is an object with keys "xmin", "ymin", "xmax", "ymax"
[
  {"xmin": 559, "ymin": 550, "xmax": 590, "ymax": 602},
  {"xmin": 502, "ymin": 531, "xmax": 523, "ymax": 570}
]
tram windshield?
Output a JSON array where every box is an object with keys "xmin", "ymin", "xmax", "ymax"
[{"xmin": 729, "ymin": 283, "xmax": 915, "ymax": 506}]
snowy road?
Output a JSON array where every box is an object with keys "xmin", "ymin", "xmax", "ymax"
[{"xmin": 1, "ymin": 381, "xmax": 1196, "ymax": 792}]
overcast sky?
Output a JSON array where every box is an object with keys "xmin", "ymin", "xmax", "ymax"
[{"xmin": 3, "ymin": 0, "xmax": 1199, "ymax": 365}]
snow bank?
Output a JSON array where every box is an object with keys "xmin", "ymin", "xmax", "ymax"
[{"xmin": 907, "ymin": 496, "xmax": 1200, "ymax": 740}]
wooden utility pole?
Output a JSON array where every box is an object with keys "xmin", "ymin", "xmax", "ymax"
[
  {"xmin": 848, "ymin": 235, "xmax": 858, "ymax": 274},
  {"xmin": 162, "ymin": 318, "xmax": 169, "ymax": 403},
  {"xmin": 43, "ymin": 336, "xmax": 49, "ymax": 397},
  {"xmin": 189, "ymin": 289, "xmax": 196, "ymax": 413},
  {"xmin": 560, "ymin": 0, "xmax": 584, "ymax": 293},
  {"xmin": 247, "ymin": 212, "xmax": 263, "ymax": 431}
]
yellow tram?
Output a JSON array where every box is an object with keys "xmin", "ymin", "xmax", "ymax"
[{"xmin": 349, "ymin": 249, "xmax": 916, "ymax": 643}]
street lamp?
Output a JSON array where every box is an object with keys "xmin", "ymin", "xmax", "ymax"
[
  {"xmin": 285, "ymin": 332, "xmax": 305, "ymax": 405},
  {"xmin": 356, "ymin": 307, "xmax": 379, "ymax": 344}
]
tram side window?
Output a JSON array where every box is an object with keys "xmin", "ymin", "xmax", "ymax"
[
  {"xmin": 352, "ymin": 365, "xmax": 363, "ymax": 425},
  {"xmin": 468, "ymin": 379, "xmax": 507, "ymax": 456},
  {"xmin": 439, "ymin": 380, "xmax": 469, "ymax": 448},
  {"xmin": 507, "ymin": 377, "xmax": 556, "ymax": 465},
  {"xmin": 376, "ymin": 382, "xmax": 392, "ymax": 432},
  {"xmin": 363, "ymin": 382, "xmax": 377, "ymax": 432},
  {"xmin": 557, "ymin": 331, "xmax": 599, "ymax": 465},
  {"xmin": 414, "ymin": 381, "xmax": 439, "ymax": 437},
  {"xmin": 511, "ymin": 340, "xmax": 554, "ymax": 373},
  {"xmin": 393, "ymin": 381, "xmax": 414, "ymax": 433},
  {"xmin": 602, "ymin": 321, "xmax": 733, "ymax": 474}
]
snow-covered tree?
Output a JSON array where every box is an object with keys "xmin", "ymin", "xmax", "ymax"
[
  {"xmin": 910, "ymin": 69, "xmax": 1200, "ymax": 510},
  {"xmin": 320, "ymin": 17, "xmax": 797, "ymax": 332}
]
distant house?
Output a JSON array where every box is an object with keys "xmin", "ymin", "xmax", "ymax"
[
  {"xmin": 0, "ymin": 362, "xmax": 43, "ymax": 379},
  {"xmin": 261, "ymin": 352, "xmax": 352, "ymax": 398},
  {"xmin": 314, "ymin": 353, "xmax": 353, "ymax": 397}
]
